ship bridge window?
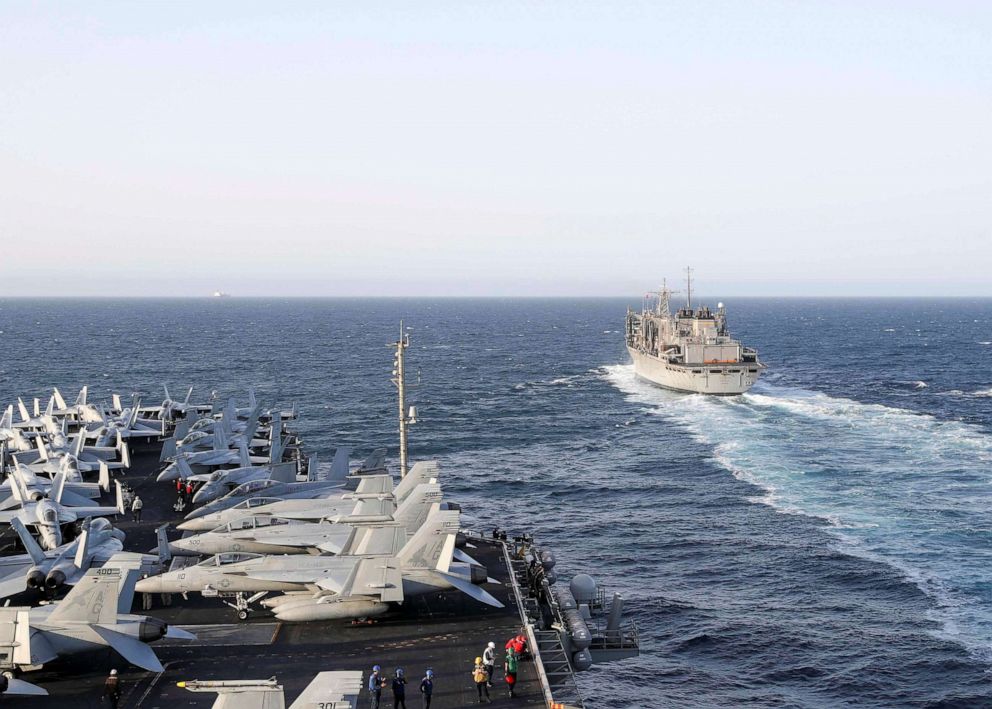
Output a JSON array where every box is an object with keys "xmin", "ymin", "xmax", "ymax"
[
  {"xmin": 728, "ymin": 369, "xmax": 740, "ymax": 373},
  {"xmin": 748, "ymin": 368, "xmax": 758, "ymax": 373},
  {"xmin": 692, "ymin": 369, "xmax": 702, "ymax": 374},
  {"xmin": 710, "ymin": 369, "xmax": 722, "ymax": 374}
]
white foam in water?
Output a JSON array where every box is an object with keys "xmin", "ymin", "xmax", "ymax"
[{"xmin": 603, "ymin": 364, "xmax": 992, "ymax": 664}]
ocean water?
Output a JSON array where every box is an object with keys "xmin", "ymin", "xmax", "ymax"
[{"xmin": 0, "ymin": 297, "xmax": 990, "ymax": 708}]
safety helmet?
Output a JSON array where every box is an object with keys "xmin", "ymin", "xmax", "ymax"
[
  {"xmin": 487, "ymin": 641, "xmax": 495, "ymax": 649},
  {"xmin": 110, "ymin": 669, "xmax": 118, "ymax": 676},
  {"xmin": 396, "ymin": 668, "xmax": 404, "ymax": 677},
  {"xmin": 475, "ymin": 657, "xmax": 482, "ymax": 664},
  {"xmin": 426, "ymin": 669, "xmax": 434, "ymax": 678},
  {"xmin": 372, "ymin": 665, "xmax": 380, "ymax": 672}
]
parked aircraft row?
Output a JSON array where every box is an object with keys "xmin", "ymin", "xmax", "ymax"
[{"xmin": 139, "ymin": 453, "xmax": 503, "ymax": 623}]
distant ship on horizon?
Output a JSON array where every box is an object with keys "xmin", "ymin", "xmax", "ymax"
[
  {"xmin": 212, "ymin": 290, "xmax": 231, "ymax": 298},
  {"xmin": 625, "ymin": 269, "xmax": 765, "ymax": 395}
]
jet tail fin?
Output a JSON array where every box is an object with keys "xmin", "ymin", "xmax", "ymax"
[
  {"xmin": 242, "ymin": 405, "xmax": 263, "ymax": 443},
  {"xmin": 396, "ymin": 510, "xmax": 459, "ymax": 571},
  {"xmin": 99, "ymin": 460, "xmax": 111, "ymax": 492},
  {"xmin": 357, "ymin": 448, "xmax": 387, "ymax": 474},
  {"xmin": 35, "ymin": 436, "xmax": 49, "ymax": 462},
  {"xmin": 213, "ymin": 422, "xmax": 228, "ymax": 451},
  {"xmin": 222, "ymin": 398, "xmax": 236, "ymax": 433},
  {"xmin": 115, "ymin": 481, "xmax": 126, "ymax": 515},
  {"xmin": 75, "ymin": 386, "xmax": 88, "ymax": 407},
  {"xmin": 160, "ymin": 437, "xmax": 177, "ymax": 462},
  {"xmin": 73, "ymin": 518, "xmax": 93, "ymax": 568},
  {"xmin": 51, "ymin": 471, "xmax": 67, "ymax": 504},
  {"xmin": 9, "ymin": 463, "xmax": 28, "ymax": 504},
  {"xmin": 393, "ymin": 461, "xmax": 439, "ymax": 504},
  {"xmin": 156, "ymin": 524, "xmax": 172, "ymax": 563},
  {"xmin": 1, "ymin": 405, "xmax": 12, "ymax": 430},
  {"xmin": 392, "ymin": 483, "xmax": 443, "ymax": 535},
  {"xmin": 184, "ymin": 386, "xmax": 193, "ymax": 405},
  {"xmin": 53, "ymin": 388, "xmax": 68, "ymax": 411},
  {"xmin": 72, "ymin": 431, "xmax": 85, "ymax": 458},
  {"xmin": 112, "ymin": 394, "xmax": 123, "ymax": 412},
  {"xmin": 318, "ymin": 447, "xmax": 350, "ymax": 482},
  {"xmin": 48, "ymin": 567, "xmax": 122, "ymax": 624},
  {"xmin": 11, "ymin": 518, "xmax": 46, "ymax": 565},
  {"xmin": 17, "ymin": 398, "xmax": 30, "ymax": 422}
]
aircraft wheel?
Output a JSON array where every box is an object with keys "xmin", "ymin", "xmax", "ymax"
[{"xmin": 237, "ymin": 610, "xmax": 249, "ymax": 620}]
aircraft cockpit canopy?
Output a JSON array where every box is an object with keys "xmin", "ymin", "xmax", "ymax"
[{"xmin": 198, "ymin": 552, "xmax": 262, "ymax": 567}]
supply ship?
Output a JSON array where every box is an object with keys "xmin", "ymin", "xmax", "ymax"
[{"xmin": 625, "ymin": 272, "xmax": 765, "ymax": 395}]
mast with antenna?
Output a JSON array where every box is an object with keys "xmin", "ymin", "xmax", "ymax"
[
  {"xmin": 685, "ymin": 266, "xmax": 693, "ymax": 310},
  {"xmin": 390, "ymin": 322, "xmax": 417, "ymax": 477}
]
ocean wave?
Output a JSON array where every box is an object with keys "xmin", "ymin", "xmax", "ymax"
[
  {"xmin": 601, "ymin": 363, "xmax": 992, "ymax": 664},
  {"xmin": 939, "ymin": 388, "xmax": 992, "ymax": 398}
]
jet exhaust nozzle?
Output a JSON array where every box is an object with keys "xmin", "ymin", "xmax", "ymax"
[
  {"xmin": 138, "ymin": 617, "xmax": 169, "ymax": 642},
  {"xmin": 45, "ymin": 570, "xmax": 66, "ymax": 589},
  {"xmin": 26, "ymin": 570, "xmax": 46, "ymax": 589}
]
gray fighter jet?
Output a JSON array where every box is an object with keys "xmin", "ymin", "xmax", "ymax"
[
  {"xmin": 169, "ymin": 482, "xmax": 441, "ymax": 556},
  {"xmin": 188, "ymin": 461, "xmax": 296, "ymax": 506},
  {"xmin": 0, "ymin": 455, "xmax": 109, "ymax": 510},
  {"xmin": 0, "ymin": 566, "xmax": 194, "ymax": 683},
  {"xmin": 181, "ymin": 458, "xmax": 437, "ymax": 526},
  {"xmin": 0, "ymin": 405, "xmax": 38, "ymax": 454},
  {"xmin": 88, "ymin": 399, "xmax": 165, "ymax": 445},
  {"xmin": 135, "ymin": 511, "xmax": 501, "ymax": 621},
  {"xmin": 51, "ymin": 386, "xmax": 103, "ymax": 423},
  {"xmin": 30, "ymin": 428, "xmax": 130, "ymax": 474},
  {"xmin": 0, "ymin": 517, "xmax": 125, "ymax": 597},
  {"xmin": 0, "ymin": 474, "xmax": 125, "ymax": 549}
]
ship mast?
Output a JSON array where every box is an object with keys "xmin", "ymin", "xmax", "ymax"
[
  {"xmin": 390, "ymin": 322, "xmax": 417, "ymax": 477},
  {"xmin": 685, "ymin": 266, "xmax": 693, "ymax": 310}
]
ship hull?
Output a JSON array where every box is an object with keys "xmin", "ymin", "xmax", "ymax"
[{"xmin": 628, "ymin": 347, "xmax": 761, "ymax": 395}]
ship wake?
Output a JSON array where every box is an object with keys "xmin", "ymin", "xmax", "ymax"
[{"xmin": 602, "ymin": 363, "xmax": 992, "ymax": 664}]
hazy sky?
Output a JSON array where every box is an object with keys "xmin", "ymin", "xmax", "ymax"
[{"xmin": 1, "ymin": 2, "xmax": 989, "ymax": 296}]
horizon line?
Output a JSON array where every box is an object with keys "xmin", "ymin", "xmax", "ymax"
[{"xmin": 2, "ymin": 294, "xmax": 992, "ymax": 300}]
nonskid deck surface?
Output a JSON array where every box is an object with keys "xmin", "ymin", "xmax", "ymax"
[{"xmin": 2, "ymin": 452, "xmax": 543, "ymax": 708}]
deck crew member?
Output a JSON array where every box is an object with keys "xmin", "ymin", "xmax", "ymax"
[
  {"xmin": 391, "ymin": 667, "xmax": 407, "ymax": 709},
  {"xmin": 419, "ymin": 669, "xmax": 434, "ymax": 709},
  {"xmin": 368, "ymin": 665, "xmax": 385, "ymax": 709},
  {"xmin": 504, "ymin": 648, "xmax": 519, "ymax": 698},
  {"xmin": 482, "ymin": 641, "xmax": 497, "ymax": 687},
  {"xmin": 131, "ymin": 494, "xmax": 143, "ymax": 522},
  {"xmin": 473, "ymin": 657, "xmax": 491, "ymax": 703},
  {"xmin": 104, "ymin": 669, "xmax": 122, "ymax": 708}
]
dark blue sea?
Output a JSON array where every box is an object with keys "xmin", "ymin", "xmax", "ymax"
[{"xmin": 1, "ymin": 297, "xmax": 990, "ymax": 708}]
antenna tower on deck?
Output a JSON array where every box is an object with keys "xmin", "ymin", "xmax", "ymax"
[{"xmin": 390, "ymin": 322, "xmax": 417, "ymax": 477}]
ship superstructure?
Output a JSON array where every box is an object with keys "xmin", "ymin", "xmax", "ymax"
[{"xmin": 625, "ymin": 272, "xmax": 765, "ymax": 395}]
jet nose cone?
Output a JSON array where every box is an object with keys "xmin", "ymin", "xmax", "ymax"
[
  {"xmin": 157, "ymin": 466, "xmax": 178, "ymax": 482},
  {"xmin": 134, "ymin": 576, "xmax": 162, "ymax": 594},
  {"xmin": 191, "ymin": 489, "xmax": 209, "ymax": 505},
  {"xmin": 175, "ymin": 519, "xmax": 194, "ymax": 531}
]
